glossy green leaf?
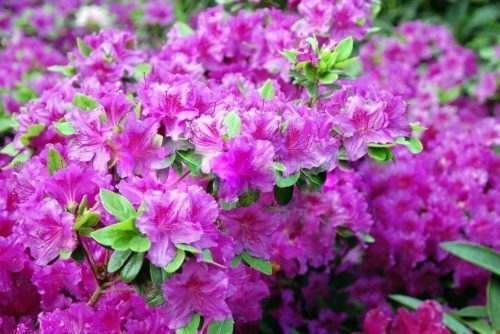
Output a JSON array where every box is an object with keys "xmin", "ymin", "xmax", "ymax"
[
  {"xmin": 207, "ymin": 319, "xmax": 235, "ymax": 334},
  {"xmin": 300, "ymin": 170, "xmax": 327, "ymax": 190},
  {"xmin": 176, "ymin": 243, "xmax": 201, "ymax": 254},
  {"xmin": 147, "ymin": 288, "xmax": 166, "ymax": 306},
  {"xmin": 406, "ymin": 137, "xmax": 423, "ymax": 154},
  {"xmin": 454, "ymin": 306, "xmax": 488, "ymax": 318},
  {"xmin": 73, "ymin": 211, "xmax": 100, "ymax": 230},
  {"xmin": 223, "ymin": 111, "xmax": 241, "ymax": 139},
  {"xmin": 462, "ymin": 319, "xmax": 495, "ymax": 334},
  {"xmin": 275, "ymin": 170, "xmax": 300, "ymax": 188},
  {"xmin": 368, "ymin": 146, "xmax": 391, "ymax": 161},
  {"xmin": 488, "ymin": 275, "xmax": 500, "ymax": 330},
  {"xmin": 274, "ymin": 185, "xmax": 293, "ymax": 206},
  {"xmin": 332, "ymin": 37, "xmax": 354, "ymax": 62},
  {"xmin": 47, "ymin": 147, "xmax": 65, "ymax": 175},
  {"xmin": 72, "ymin": 93, "xmax": 98, "ymax": 111},
  {"xmin": 77, "ymin": 37, "xmax": 93, "ymax": 57},
  {"xmin": 280, "ymin": 49, "xmax": 298, "ymax": 63},
  {"xmin": 319, "ymin": 72, "xmax": 338, "ymax": 84},
  {"xmin": 20, "ymin": 123, "xmax": 45, "ymax": 147},
  {"xmin": 441, "ymin": 242, "xmax": 500, "ymax": 276},
  {"xmin": 99, "ymin": 189, "xmax": 136, "ymax": 222},
  {"xmin": 129, "ymin": 235, "xmax": 151, "ymax": 252},
  {"xmin": 238, "ymin": 189, "xmax": 260, "ymax": 207},
  {"xmin": 176, "ymin": 314, "xmax": 200, "ymax": 334},
  {"xmin": 53, "ymin": 121, "xmax": 75, "ymax": 136},
  {"xmin": 107, "ymin": 249, "xmax": 133, "ymax": 273},
  {"xmin": 241, "ymin": 251, "xmax": 272, "ymax": 275},
  {"xmin": 259, "ymin": 79, "xmax": 275, "ymax": 100},
  {"xmin": 120, "ymin": 252, "xmax": 145, "ymax": 283},
  {"xmin": 91, "ymin": 227, "xmax": 136, "ymax": 247},
  {"xmin": 177, "ymin": 150, "xmax": 202, "ymax": 174},
  {"xmin": 48, "ymin": 65, "xmax": 76, "ymax": 76},
  {"xmin": 134, "ymin": 63, "xmax": 152, "ymax": 79},
  {"xmin": 165, "ymin": 249, "xmax": 186, "ymax": 273},
  {"xmin": 13, "ymin": 84, "xmax": 37, "ymax": 103}
]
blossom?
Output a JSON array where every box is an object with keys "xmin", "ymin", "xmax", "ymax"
[
  {"xmin": 20, "ymin": 199, "xmax": 76, "ymax": 265},
  {"xmin": 115, "ymin": 116, "xmax": 167, "ymax": 177},
  {"xmin": 211, "ymin": 137, "xmax": 275, "ymax": 201},
  {"xmin": 162, "ymin": 262, "xmax": 231, "ymax": 329},
  {"xmin": 136, "ymin": 190, "xmax": 203, "ymax": 267}
]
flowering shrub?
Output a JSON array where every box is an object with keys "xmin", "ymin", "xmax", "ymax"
[{"xmin": 0, "ymin": 0, "xmax": 499, "ymax": 333}]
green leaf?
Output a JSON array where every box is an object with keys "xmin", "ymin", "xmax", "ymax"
[
  {"xmin": 134, "ymin": 63, "xmax": 152, "ymax": 80},
  {"xmin": 91, "ymin": 229, "xmax": 136, "ymax": 247},
  {"xmin": 332, "ymin": 37, "xmax": 354, "ymax": 63},
  {"xmin": 318, "ymin": 72, "xmax": 338, "ymax": 84},
  {"xmin": 406, "ymin": 137, "xmax": 423, "ymax": 154},
  {"xmin": 20, "ymin": 123, "xmax": 45, "ymax": 146},
  {"xmin": 306, "ymin": 36, "xmax": 319, "ymax": 53},
  {"xmin": 177, "ymin": 22, "xmax": 194, "ymax": 36},
  {"xmin": 441, "ymin": 242, "xmax": 500, "ymax": 276},
  {"xmin": 176, "ymin": 314, "xmax": 200, "ymax": 334},
  {"xmin": 176, "ymin": 244, "xmax": 201, "ymax": 254},
  {"xmin": 0, "ymin": 143, "xmax": 19, "ymax": 157},
  {"xmin": 177, "ymin": 150, "xmax": 202, "ymax": 174},
  {"xmin": 241, "ymin": 251, "xmax": 272, "ymax": 275},
  {"xmin": 72, "ymin": 93, "xmax": 98, "ymax": 111},
  {"xmin": 274, "ymin": 185, "xmax": 293, "ymax": 206},
  {"xmin": 107, "ymin": 250, "xmax": 133, "ymax": 273},
  {"xmin": 231, "ymin": 255, "xmax": 242, "ymax": 268},
  {"xmin": 53, "ymin": 121, "xmax": 75, "ymax": 136},
  {"xmin": 129, "ymin": 235, "xmax": 151, "ymax": 252},
  {"xmin": 150, "ymin": 263, "xmax": 169, "ymax": 287},
  {"xmin": 280, "ymin": 49, "xmax": 298, "ymax": 63},
  {"xmin": 259, "ymin": 79, "xmax": 275, "ymax": 100},
  {"xmin": 454, "ymin": 306, "xmax": 488, "ymax": 318},
  {"xmin": 368, "ymin": 146, "xmax": 391, "ymax": 161},
  {"xmin": 238, "ymin": 189, "xmax": 260, "ymax": 207},
  {"xmin": 410, "ymin": 122, "xmax": 427, "ymax": 132},
  {"xmin": 333, "ymin": 57, "xmax": 358, "ymax": 69},
  {"xmin": 77, "ymin": 37, "xmax": 93, "ymax": 57},
  {"xmin": 59, "ymin": 250, "xmax": 72, "ymax": 260},
  {"xmin": 99, "ymin": 189, "xmax": 136, "ymax": 222},
  {"xmin": 273, "ymin": 162, "xmax": 286, "ymax": 172},
  {"xmin": 488, "ymin": 275, "xmax": 500, "ymax": 330},
  {"xmin": 147, "ymin": 288, "xmax": 166, "ymax": 306},
  {"xmin": 120, "ymin": 252, "xmax": 145, "ymax": 283},
  {"xmin": 113, "ymin": 236, "xmax": 133, "ymax": 251},
  {"xmin": 223, "ymin": 111, "xmax": 241, "ymax": 139},
  {"xmin": 389, "ymin": 294, "xmax": 421, "ymax": 309},
  {"xmin": 303, "ymin": 62, "xmax": 316, "ymax": 81},
  {"xmin": 165, "ymin": 249, "xmax": 186, "ymax": 273},
  {"xmin": 275, "ymin": 171, "xmax": 300, "ymax": 188},
  {"xmin": 10, "ymin": 150, "xmax": 32, "ymax": 167},
  {"xmin": 73, "ymin": 211, "xmax": 100, "ymax": 230},
  {"xmin": 207, "ymin": 319, "xmax": 235, "ymax": 334},
  {"xmin": 360, "ymin": 233, "xmax": 375, "ymax": 243},
  {"xmin": 439, "ymin": 86, "xmax": 461, "ymax": 104},
  {"xmin": 47, "ymin": 147, "xmax": 65, "ymax": 175},
  {"xmin": 202, "ymin": 249, "xmax": 225, "ymax": 268},
  {"xmin": 71, "ymin": 245, "xmax": 85, "ymax": 262},
  {"xmin": 13, "ymin": 84, "xmax": 37, "ymax": 103},
  {"xmin": 48, "ymin": 65, "xmax": 76, "ymax": 76},
  {"xmin": 461, "ymin": 319, "xmax": 495, "ymax": 334},
  {"xmin": 300, "ymin": 170, "xmax": 327, "ymax": 190}
]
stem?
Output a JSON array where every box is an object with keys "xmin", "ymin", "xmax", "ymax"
[
  {"xmin": 87, "ymin": 286, "xmax": 104, "ymax": 306},
  {"xmin": 171, "ymin": 170, "xmax": 191, "ymax": 187},
  {"xmin": 78, "ymin": 234, "xmax": 101, "ymax": 283}
]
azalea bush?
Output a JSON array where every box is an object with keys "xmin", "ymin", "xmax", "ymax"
[{"xmin": 0, "ymin": 1, "xmax": 498, "ymax": 333}]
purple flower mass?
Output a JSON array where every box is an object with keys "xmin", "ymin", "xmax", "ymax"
[{"xmin": 0, "ymin": 0, "xmax": 498, "ymax": 333}]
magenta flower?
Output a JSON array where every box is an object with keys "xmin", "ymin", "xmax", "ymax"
[
  {"xmin": 136, "ymin": 190, "xmax": 203, "ymax": 268},
  {"xmin": 45, "ymin": 164, "xmax": 103, "ymax": 209},
  {"xmin": 115, "ymin": 116, "xmax": 167, "ymax": 177},
  {"xmin": 0, "ymin": 236, "xmax": 26, "ymax": 292},
  {"xmin": 221, "ymin": 203, "xmax": 278, "ymax": 259},
  {"xmin": 162, "ymin": 261, "xmax": 231, "ymax": 329},
  {"xmin": 20, "ymin": 199, "xmax": 76, "ymax": 265},
  {"xmin": 211, "ymin": 137, "xmax": 275, "ymax": 201}
]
